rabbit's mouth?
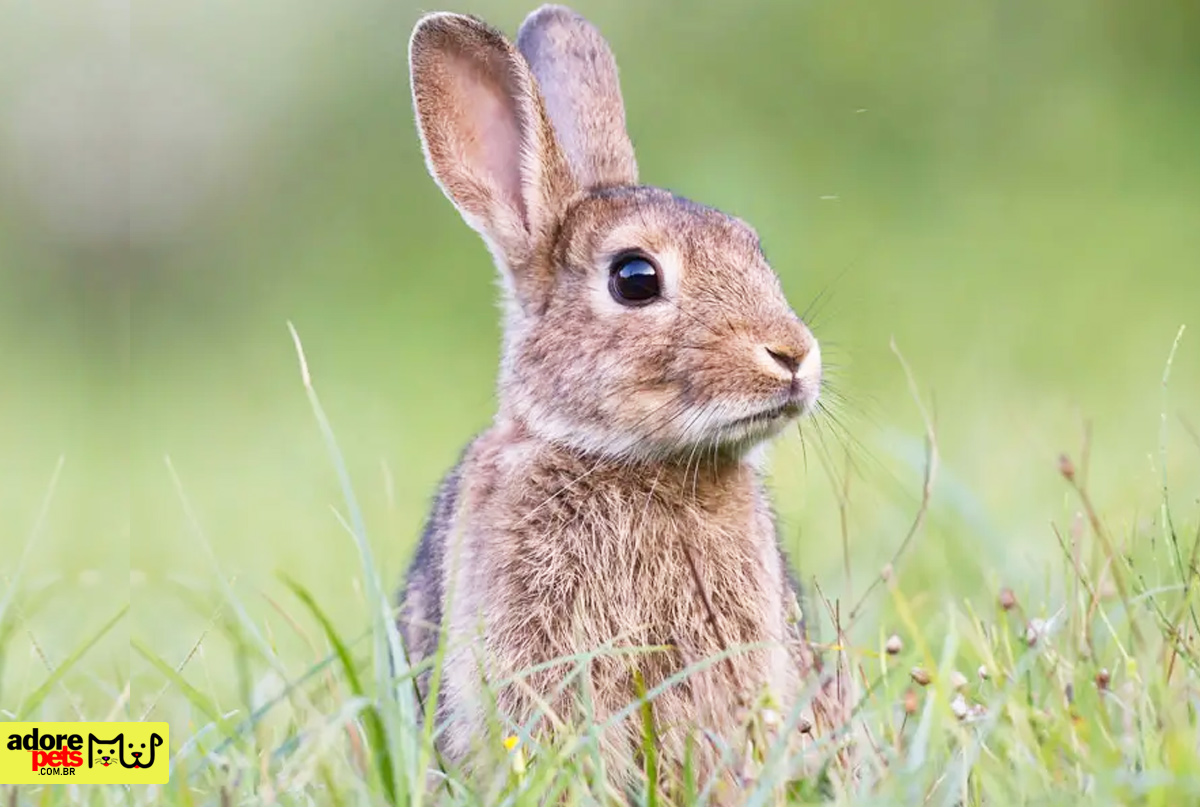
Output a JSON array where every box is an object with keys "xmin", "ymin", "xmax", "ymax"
[
  {"xmin": 704, "ymin": 400, "xmax": 804, "ymax": 453},
  {"xmin": 713, "ymin": 399, "xmax": 809, "ymax": 446},
  {"xmin": 729, "ymin": 401, "xmax": 804, "ymax": 428}
]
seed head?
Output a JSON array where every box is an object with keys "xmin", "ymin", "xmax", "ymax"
[
  {"xmin": 910, "ymin": 667, "xmax": 932, "ymax": 687},
  {"xmin": 1058, "ymin": 453, "xmax": 1076, "ymax": 482},
  {"xmin": 885, "ymin": 634, "xmax": 903, "ymax": 655},
  {"xmin": 999, "ymin": 587, "xmax": 1018, "ymax": 611}
]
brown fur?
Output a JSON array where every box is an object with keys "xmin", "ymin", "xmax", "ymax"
[{"xmin": 399, "ymin": 5, "xmax": 850, "ymax": 798}]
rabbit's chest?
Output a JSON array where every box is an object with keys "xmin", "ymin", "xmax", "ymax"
[
  {"xmin": 486, "ymin": 464, "xmax": 787, "ymax": 666},
  {"xmin": 445, "ymin": 441, "xmax": 798, "ymax": 745}
]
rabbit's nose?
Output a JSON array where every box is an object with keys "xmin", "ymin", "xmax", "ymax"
[{"xmin": 764, "ymin": 344, "xmax": 803, "ymax": 375}]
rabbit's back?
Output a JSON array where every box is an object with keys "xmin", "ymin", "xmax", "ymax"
[{"xmin": 396, "ymin": 445, "xmax": 468, "ymax": 703}]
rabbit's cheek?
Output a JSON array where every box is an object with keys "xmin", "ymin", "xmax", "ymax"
[{"xmin": 619, "ymin": 387, "xmax": 686, "ymax": 434}]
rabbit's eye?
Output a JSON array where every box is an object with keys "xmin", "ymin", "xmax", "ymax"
[{"xmin": 609, "ymin": 253, "xmax": 661, "ymax": 305}]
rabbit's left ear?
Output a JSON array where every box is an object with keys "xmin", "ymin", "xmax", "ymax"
[
  {"xmin": 409, "ymin": 12, "xmax": 578, "ymax": 308},
  {"xmin": 517, "ymin": 5, "xmax": 638, "ymax": 189}
]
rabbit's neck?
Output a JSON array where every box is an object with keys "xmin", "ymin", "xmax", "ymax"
[
  {"xmin": 501, "ymin": 417, "xmax": 761, "ymax": 506},
  {"xmin": 466, "ymin": 419, "xmax": 779, "ymax": 572}
]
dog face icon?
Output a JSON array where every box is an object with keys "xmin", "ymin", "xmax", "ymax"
[{"xmin": 121, "ymin": 732, "xmax": 163, "ymax": 769}]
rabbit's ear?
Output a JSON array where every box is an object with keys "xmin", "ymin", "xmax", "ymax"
[
  {"xmin": 410, "ymin": 13, "xmax": 576, "ymax": 304},
  {"xmin": 517, "ymin": 5, "xmax": 638, "ymax": 189}
]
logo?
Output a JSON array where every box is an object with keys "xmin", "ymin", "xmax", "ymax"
[{"xmin": 0, "ymin": 723, "xmax": 169, "ymax": 785}]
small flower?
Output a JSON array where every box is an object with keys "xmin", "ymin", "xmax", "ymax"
[
  {"xmin": 977, "ymin": 664, "xmax": 989, "ymax": 681},
  {"xmin": 1095, "ymin": 669, "xmax": 1111, "ymax": 691},
  {"xmin": 903, "ymin": 688, "xmax": 919, "ymax": 715},
  {"xmin": 950, "ymin": 693, "xmax": 969, "ymax": 720},
  {"xmin": 885, "ymin": 634, "xmax": 903, "ymax": 655},
  {"xmin": 949, "ymin": 670, "xmax": 968, "ymax": 691},
  {"xmin": 504, "ymin": 736, "xmax": 527, "ymax": 777}
]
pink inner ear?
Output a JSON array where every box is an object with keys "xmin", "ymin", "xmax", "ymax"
[{"xmin": 446, "ymin": 50, "xmax": 526, "ymax": 224}]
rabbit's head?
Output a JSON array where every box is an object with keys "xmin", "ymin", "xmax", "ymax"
[{"xmin": 410, "ymin": 5, "xmax": 820, "ymax": 461}]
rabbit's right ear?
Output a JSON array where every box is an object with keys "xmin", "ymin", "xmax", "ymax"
[
  {"xmin": 517, "ymin": 6, "xmax": 638, "ymax": 189},
  {"xmin": 409, "ymin": 13, "xmax": 577, "ymax": 308}
]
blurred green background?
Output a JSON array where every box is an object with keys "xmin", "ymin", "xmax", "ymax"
[{"xmin": 1, "ymin": 0, "xmax": 1197, "ymax": 730}]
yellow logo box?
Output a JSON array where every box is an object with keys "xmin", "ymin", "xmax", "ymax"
[{"xmin": 1, "ymin": 723, "xmax": 169, "ymax": 785}]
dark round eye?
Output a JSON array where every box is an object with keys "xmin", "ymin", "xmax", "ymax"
[{"xmin": 609, "ymin": 253, "xmax": 661, "ymax": 305}]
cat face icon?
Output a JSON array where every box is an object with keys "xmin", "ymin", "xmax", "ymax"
[{"xmin": 91, "ymin": 739, "xmax": 119, "ymax": 767}]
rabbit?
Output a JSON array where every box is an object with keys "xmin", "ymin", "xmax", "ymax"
[{"xmin": 397, "ymin": 4, "xmax": 854, "ymax": 798}]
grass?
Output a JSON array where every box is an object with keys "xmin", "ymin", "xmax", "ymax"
[{"xmin": 2, "ymin": 325, "xmax": 1197, "ymax": 806}]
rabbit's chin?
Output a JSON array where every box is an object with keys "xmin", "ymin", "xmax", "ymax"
[
  {"xmin": 520, "ymin": 398, "xmax": 807, "ymax": 466},
  {"xmin": 690, "ymin": 405, "xmax": 806, "ymax": 460}
]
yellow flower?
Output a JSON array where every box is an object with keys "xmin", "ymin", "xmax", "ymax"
[{"xmin": 503, "ymin": 735, "xmax": 527, "ymax": 777}]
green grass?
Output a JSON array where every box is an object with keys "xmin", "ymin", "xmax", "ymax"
[{"xmin": 3, "ymin": 326, "xmax": 1197, "ymax": 806}]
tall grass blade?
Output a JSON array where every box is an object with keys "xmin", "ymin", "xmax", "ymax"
[
  {"xmin": 131, "ymin": 637, "xmax": 234, "ymax": 735},
  {"xmin": 288, "ymin": 321, "xmax": 413, "ymax": 805},
  {"xmin": 282, "ymin": 574, "xmax": 397, "ymax": 806},
  {"xmin": 16, "ymin": 603, "xmax": 127, "ymax": 720}
]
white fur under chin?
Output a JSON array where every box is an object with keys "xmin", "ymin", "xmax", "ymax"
[
  {"xmin": 514, "ymin": 398, "xmax": 802, "ymax": 467},
  {"xmin": 523, "ymin": 408, "xmax": 651, "ymax": 460}
]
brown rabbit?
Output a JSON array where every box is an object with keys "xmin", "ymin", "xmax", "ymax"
[{"xmin": 398, "ymin": 4, "xmax": 851, "ymax": 797}]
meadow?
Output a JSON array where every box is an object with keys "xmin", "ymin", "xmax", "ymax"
[{"xmin": 1, "ymin": 0, "xmax": 1198, "ymax": 803}]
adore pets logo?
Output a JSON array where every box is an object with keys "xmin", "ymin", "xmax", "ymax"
[{"xmin": 0, "ymin": 723, "xmax": 169, "ymax": 784}]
